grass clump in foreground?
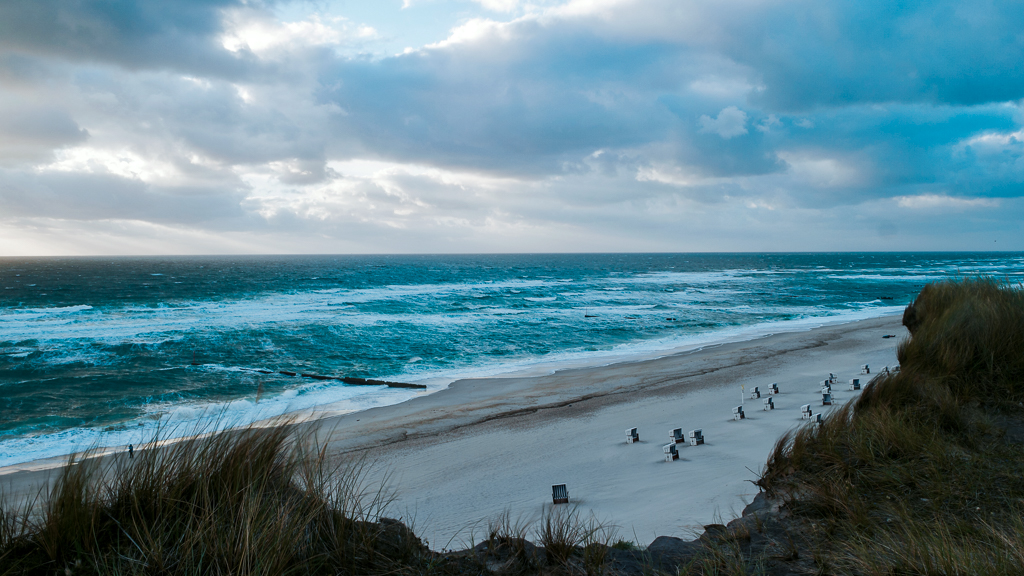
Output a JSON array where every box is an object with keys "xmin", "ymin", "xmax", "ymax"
[
  {"xmin": 758, "ymin": 278, "xmax": 1024, "ymax": 574},
  {"xmin": 0, "ymin": 424, "xmax": 457, "ymax": 576}
]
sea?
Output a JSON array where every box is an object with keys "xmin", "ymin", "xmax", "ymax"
[{"xmin": 1, "ymin": 252, "xmax": 1022, "ymax": 468}]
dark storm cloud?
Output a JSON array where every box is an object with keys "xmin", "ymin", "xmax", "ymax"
[
  {"xmin": 0, "ymin": 0, "xmax": 260, "ymax": 76},
  {"xmin": 707, "ymin": 0, "xmax": 1024, "ymax": 110},
  {"xmin": 318, "ymin": 24, "xmax": 681, "ymax": 175}
]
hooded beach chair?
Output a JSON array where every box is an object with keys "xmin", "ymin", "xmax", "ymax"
[
  {"xmin": 768, "ymin": 383, "xmax": 779, "ymax": 395},
  {"xmin": 750, "ymin": 386, "xmax": 760, "ymax": 399},
  {"xmin": 763, "ymin": 397, "xmax": 774, "ymax": 410},
  {"xmin": 733, "ymin": 406, "xmax": 745, "ymax": 420},
  {"xmin": 849, "ymin": 378, "xmax": 861, "ymax": 391},
  {"xmin": 552, "ymin": 484, "xmax": 569, "ymax": 504},
  {"xmin": 670, "ymin": 428, "xmax": 685, "ymax": 444},
  {"xmin": 689, "ymin": 429, "xmax": 704, "ymax": 446},
  {"xmin": 862, "ymin": 364, "xmax": 870, "ymax": 374},
  {"xmin": 626, "ymin": 427, "xmax": 639, "ymax": 444},
  {"xmin": 822, "ymin": 392, "xmax": 833, "ymax": 406},
  {"xmin": 663, "ymin": 443, "xmax": 679, "ymax": 461},
  {"xmin": 801, "ymin": 404, "xmax": 812, "ymax": 419}
]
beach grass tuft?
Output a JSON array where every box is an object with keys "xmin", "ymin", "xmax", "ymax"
[{"xmin": 0, "ymin": 423, "xmax": 440, "ymax": 576}]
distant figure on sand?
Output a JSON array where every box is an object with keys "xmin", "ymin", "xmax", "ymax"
[{"xmin": 128, "ymin": 444, "xmax": 134, "ymax": 458}]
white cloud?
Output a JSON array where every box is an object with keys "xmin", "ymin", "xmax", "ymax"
[
  {"xmin": 756, "ymin": 114, "xmax": 781, "ymax": 133},
  {"xmin": 778, "ymin": 152, "xmax": 865, "ymax": 188},
  {"xmin": 896, "ymin": 194, "xmax": 1000, "ymax": 210},
  {"xmin": 472, "ymin": 0, "xmax": 522, "ymax": 12},
  {"xmin": 220, "ymin": 12, "xmax": 365, "ymax": 56},
  {"xmin": 698, "ymin": 106, "xmax": 748, "ymax": 139},
  {"xmin": 426, "ymin": 18, "xmax": 517, "ymax": 49}
]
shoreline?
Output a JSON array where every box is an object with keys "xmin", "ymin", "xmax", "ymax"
[
  {"xmin": 0, "ymin": 308, "xmax": 901, "ymax": 474},
  {"xmin": 0, "ymin": 314, "xmax": 905, "ymax": 548}
]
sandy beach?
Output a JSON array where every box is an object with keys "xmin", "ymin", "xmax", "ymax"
[
  {"xmin": 0, "ymin": 314, "xmax": 904, "ymax": 550},
  {"xmin": 310, "ymin": 314, "xmax": 904, "ymax": 548}
]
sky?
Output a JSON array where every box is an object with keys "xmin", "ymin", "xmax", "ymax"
[{"xmin": 0, "ymin": 0, "xmax": 1022, "ymax": 255}]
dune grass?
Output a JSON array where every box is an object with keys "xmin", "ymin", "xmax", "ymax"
[
  {"xmin": 0, "ymin": 424, "xmax": 438, "ymax": 576},
  {"xmin": 757, "ymin": 278, "xmax": 1024, "ymax": 574}
]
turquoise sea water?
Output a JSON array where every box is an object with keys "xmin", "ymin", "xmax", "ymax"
[{"xmin": 1, "ymin": 253, "xmax": 1022, "ymax": 467}]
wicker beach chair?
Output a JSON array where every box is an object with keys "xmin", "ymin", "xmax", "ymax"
[
  {"xmin": 750, "ymin": 386, "xmax": 760, "ymax": 399},
  {"xmin": 670, "ymin": 428, "xmax": 685, "ymax": 444},
  {"xmin": 663, "ymin": 443, "xmax": 679, "ymax": 461},
  {"xmin": 801, "ymin": 404, "xmax": 812, "ymax": 419},
  {"xmin": 733, "ymin": 406, "xmax": 745, "ymax": 420},
  {"xmin": 814, "ymin": 413, "xmax": 823, "ymax": 425},
  {"xmin": 822, "ymin": 392, "xmax": 833, "ymax": 406},
  {"xmin": 862, "ymin": 364, "xmax": 870, "ymax": 375},
  {"xmin": 763, "ymin": 397, "xmax": 774, "ymax": 410},
  {"xmin": 552, "ymin": 484, "xmax": 569, "ymax": 504},
  {"xmin": 768, "ymin": 383, "xmax": 779, "ymax": 395},
  {"xmin": 626, "ymin": 427, "xmax": 639, "ymax": 444},
  {"xmin": 849, "ymin": 378, "xmax": 861, "ymax": 391},
  {"xmin": 689, "ymin": 429, "xmax": 704, "ymax": 446}
]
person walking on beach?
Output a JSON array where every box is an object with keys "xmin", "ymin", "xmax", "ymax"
[{"xmin": 128, "ymin": 444, "xmax": 134, "ymax": 458}]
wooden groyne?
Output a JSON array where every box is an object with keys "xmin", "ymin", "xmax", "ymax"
[{"xmin": 188, "ymin": 360, "xmax": 427, "ymax": 389}]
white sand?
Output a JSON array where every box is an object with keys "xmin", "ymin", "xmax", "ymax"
[
  {"xmin": 309, "ymin": 315, "xmax": 904, "ymax": 548},
  {"xmin": 0, "ymin": 315, "xmax": 904, "ymax": 550}
]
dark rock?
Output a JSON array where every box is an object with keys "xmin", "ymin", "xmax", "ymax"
[
  {"xmin": 645, "ymin": 535, "xmax": 702, "ymax": 569},
  {"xmin": 602, "ymin": 547, "xmax": 649, "ymax": 575}
]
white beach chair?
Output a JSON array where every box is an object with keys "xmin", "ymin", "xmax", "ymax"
[
  {"xmin": 688, "ymin": 429, "xmax": 704, "ymax": 446},
  {"xmin": 814, "ymin": 413, "xmax": 823, "ymax": 425},
  {"xmin": 733, "ymin": 406, "xmax": 745, "ymax": 421},
  {"xmin": 763, "ymin": 397, "xmax": 774, "ymax": 410},
  {"xmin": 768, "ymin": 383, "xmax": 779, "ymax": 395},
  {"xmin": 670, "ymin": 428, "xmax": 685, "ymax": 444},
  {"xmin": 828, "ymin": 373, "xmax": 838, "ymax": 384},
  {"xmin": 626, "ymin": 427, "xmax": 639, "ymax": 444},
  {"xmin": 821, "ymin": 384, "xmax": 831, "ymax": 395},
  {"xmin": 849, "ymin": 378, "xmax": 860, "ymax": 391},
  {"xmin": 861, "ymin": 364, "xmax": 870, "ymax": 375},
  {"xmin": 663, "ymin": 443, "xmax": 679, "ymax": 462},
  {"xmin": 801, "ymin": 404, "xmax": 812, "ymax": 419},
  {"xmin": 822, "ymin": 392, "xmax": 833, "ymax": 406},
  {"xmin": 750, "ymin": 386, "xmax": 760, "ymax": 399},
  {"xmin": 552, "ymin": 484, "xmax": 569, "ymax": 504}
]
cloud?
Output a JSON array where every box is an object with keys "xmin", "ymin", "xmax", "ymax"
[
  {"xmin": 896, "ymin": 194, "xmax": 1001, "ymax": 210},
  {"xmin": 1, "ymin": 0, "xmax": 1023, "ymax": 254},
  {"xmin": 0, "ymin": 100, "xmax": 88, "ymax": 164},
  {"xmin": 0, "ymin": 0, "xmax": 251, "ymax": 76},
  {"xmin": 698, "ymin": 106, "xmax": 748, "ymax": 139},
  {"xmin": 471, "ymin": 0, "xmax": 522, "ymax": 13}
]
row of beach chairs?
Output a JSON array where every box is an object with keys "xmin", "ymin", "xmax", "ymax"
[
  {"xmin": 734, "ymin": 382, "xmax": 781, "ymax": 419},
  {"xmin": 663, "ymin": 430, "xmax": 704, "ymax": 461},
  {"xmin": 556, "ymin": 369, "xmax": 873, "ymax": 503}
]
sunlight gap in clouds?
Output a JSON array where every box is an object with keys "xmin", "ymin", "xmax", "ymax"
[
  {"xmin": 41, "ymin": 147, "xmax": 180, "ymax": 183},
  {"xmin": 220, "ymin": 9, "xmax": 376, "ymax": 57},
  {"xmin": 896, "ymin": 194, "xmax": 1001, "ymax": 210}
]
